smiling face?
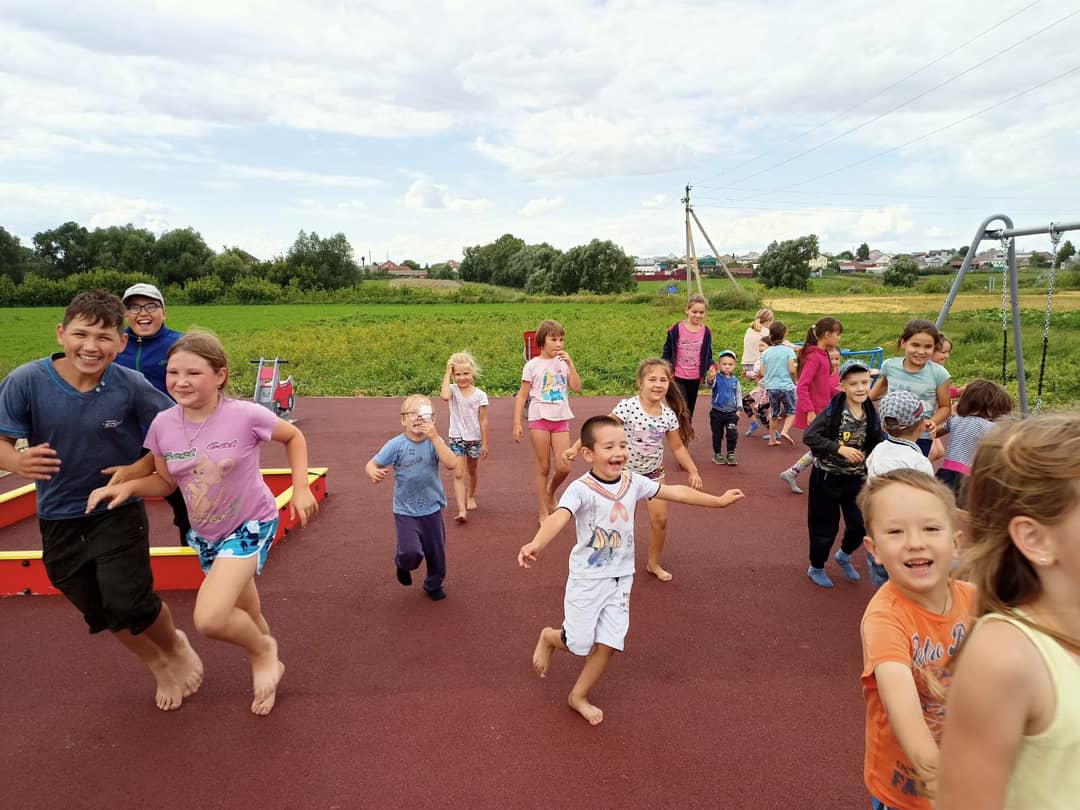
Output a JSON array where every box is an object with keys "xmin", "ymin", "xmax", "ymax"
[
  {"xmin": 902, "ymin": 331, "xmax": 937, "ymax": 370},
  {"xmin": 829, "ymin": 349, "xmax": 842, "ymax": 372},
  {"xmin": 581, "ymin": 424, "xmax": 628, "ymax": 480},
  {"xmin": 637, "ymin": 364, "xmax": 670, "ymax": 405},
  {"xmin": 452, "ymin": 364, "xmax": 475, "ymax": 389},
  {"xmin": 124, "ymin": 295, "xmax": 167, "ymax": 338},
  {"xmin": 685, "ymin": 302, "xmax": 707, "ymax": 327},
  {"xmin": 932, "ymin": 340, "xmax": 953, "ymax": 364},
  {"xmin": 55, "ymin": 315, "xmax": 127, "ymax": 384},
  {"xmin": 166, "ymin": 350, "xmax": 226, "ymax": 411},
  {"xmin": 865, "ymin": 482, "xmax": 960, "ymax": 609},
  {"xmin": 839, "ymin": 370, "xmax": 872, "ymax": 404}
]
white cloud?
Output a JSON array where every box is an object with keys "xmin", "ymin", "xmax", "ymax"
[
  {"xmin": 401, "ymin": 179, "xmax": 492, "ymax": 212},
  {"xmin": 518, "ymin": 196, "xmax": 566, "ymax": 217},
  {"xmin": 642, "ymin": 194, "xmax": 667, "ymax": 209},
  {"xmin": 221, "ymin": 164, "xmax": 380, "ymax": 189}
]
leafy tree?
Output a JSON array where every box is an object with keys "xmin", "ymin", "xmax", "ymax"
[
  {"xmin": 0, "ymin": 273, "xmax": 16, "ymax": 306},
  {"xmin": 87, "ymin": 225, "xmax": 156, "ymax": 275},
  {"xmin": 459, "ymin": 234, "xmax": 525, "ymax": 284},
  {"xmin": 184, "ymin": 274, "xmax": 224, "ymax": 304},
  {"xmin": 33, "ymin": 221, "xmax": 94, "ymax": 279},
  {"xmin": 0, "ymin": 226, "xmax": 32, "ymax": 283},
  {"xmin": 549, "ymin": 239, "xmax": 635, "ymax": 295},
  {"xmin": 152, "ymin": 228, "xmax": 214, "ymax": 286},
  {"xmin": 428, "ymin": 262, "xmax": 457, "ymax": 280},
  {"xmin": 495, "ymin": 242, "xmax": 561, "ymax": 289},
  {"xmin": 1028, "ymin": 252, "xmax": 1049, "ymax": 269},
  {"xmin": 401, "ymin": 259, "xmax": 421, "ymax": 272},
  {"xmin": 838, "ymin": 250, "xmax": 854, "ymax": 261},
  {"xmin": 757, "ymin": 235, "xmax": 819, "ymax": 290},
  {"xmin": 285, "ymin": 230, "xmax": 360, "ymax": 290},
  {"xmin": 856, "ymin": 242, "xmax": 870, "ymax": 261},
  {"xmin": 883, "ymin": 255, "xmax": 919, "ymax": 288},
  {"xmin": 210, "ymin": 251, "xmax": 253, "ymax": 286},
  {"xmin": 1056, "ymin": 240, "xmax": 1075, "ymax": 267}
]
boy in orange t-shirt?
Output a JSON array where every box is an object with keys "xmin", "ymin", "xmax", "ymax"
[{"xmin": 855, "ymin": 470, "xmax": 975, "ymax": 810}]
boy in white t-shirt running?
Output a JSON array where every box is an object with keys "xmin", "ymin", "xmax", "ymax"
[
  {"xmin": 440, "ymin": 351, "xmax": 489, "ymax": 523},
  {"xmin": 518, "ymin": 415, "xmax": 743, "ymax": 726}
]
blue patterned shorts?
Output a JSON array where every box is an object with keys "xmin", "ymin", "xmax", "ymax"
[
  {"xmin": 186, "ymin": 517, "xmax": 278, "ymax": 575},
  {"xmin": 449, "ymin": 438, "xmax": 483, "ymax": 458}
]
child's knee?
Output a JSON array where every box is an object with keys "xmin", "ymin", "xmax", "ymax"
[
  {"xmin": 650, "ymin": 511, "xmax": 668, "ymax": 532},
  {"xmin": 192, "ymin": 605, "xmax": 229, "ymax": 639}
]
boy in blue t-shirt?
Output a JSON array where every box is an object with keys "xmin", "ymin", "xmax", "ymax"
[
  {"xmin": 365, "ymin": 395, "xmax": 461, "ymax": 601},
  {"xmin": 0, "ymin": 289, "xmax": 203, "ymax": 711},
  {"xmin": 705, "ymin": 349, "xmax": 743, "ymax": 465}
]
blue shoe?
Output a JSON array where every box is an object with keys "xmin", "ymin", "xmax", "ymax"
[
  {"xmin": 867, "ymin": 553, "xmax": 889, "ymax": 587},
  {"xmin": 807, "ymin": 566, "xmax": 834, "ymax": 588},
  {"xmin": 835, "ymin": 551, "xmax": 861, "ymax": 582},
  {"xmin": 745, "ymin": 420, "xmax": 760, "ymax": 437}
]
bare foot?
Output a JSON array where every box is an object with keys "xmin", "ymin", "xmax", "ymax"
[
  {"xmin": 454, "ymin": 512, "xmax": 467, "ymax": 524},
  {"xmin": 768, "ymin": 439, "xmax": 779, "ymax": 447},
  {"xmin": 568, "ymin": 694, "xmax": 604, "ymax": 725},
  {"xmin": 466, "ymin": 498, "xmax": 478, "ymax": 510},
  {"xmin": 532, "ymin": 631, "xmax": 555, "ymax": 677},
  {"xmin": 647, "ymin": 563, "xmax": 673, "ymax": 582},
  {"xmin": 250, "ymin": 636, "xmax": 285, "ymax": 716},
  {"xmin": 171, "ymin": 629, "xmax": 204, "ymax": 698},
  {"xmin": 148, "ymin": 658, "xmax": 184, "ymax": 711},
  {"xmin": 781, "ymin": 432, "xmax": 795, "ymax": 446}
]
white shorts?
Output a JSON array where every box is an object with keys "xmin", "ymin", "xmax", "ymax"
[{"xmin": 562, "ymin": 574, "xmax": 633, "ymax": 656}]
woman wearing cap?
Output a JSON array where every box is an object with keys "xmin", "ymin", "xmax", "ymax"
[{"xmin": 116, "ymin": 283, "xmax": 190, "ymax": 545}]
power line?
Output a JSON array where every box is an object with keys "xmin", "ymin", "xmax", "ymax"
[
  {"xmin": 715, "ymin": 6, "xmax": 1079, "ymax": 189},
  {"xmin": 692, "ymin": 185, "xmax": 1077, "ymax": 203},
  {"xmin": 701, "ymin": 0, "xmax": 1044, "ymax": 182}
]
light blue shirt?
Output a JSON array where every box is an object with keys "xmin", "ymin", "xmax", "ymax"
[
  {"xmin": 373, "ymin": 433, "xmax": 447, "ymax": 517},
  {"xmin": 879, "ymin": 357, "xmax": 951, "ymax": 439},
  {"xmin": 761, "ymin": 345, "xmax": 796, "ymax": 391}
]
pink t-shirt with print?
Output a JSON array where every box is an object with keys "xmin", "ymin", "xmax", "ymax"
[
  {"xmin": 145, "ymin": 397, "xmax": 280, "ymax": 542},
  {"xmin": 522, "ymin": 356, "xmax": 574, "ymax": 421},
  {"xmin": 673, "ymin": 323, "xmax": 705, "ymax": 380}
]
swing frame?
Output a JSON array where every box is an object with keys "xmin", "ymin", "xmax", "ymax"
[{"xmin": 936, "ymin": 214, "xmax": 1080, "ymax": 416}]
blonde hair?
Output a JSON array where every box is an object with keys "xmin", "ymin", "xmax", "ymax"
[
  {"xmin": 857, "ymin": 469, "xmax": 957, "ymax": 537},
  {"xmin": 400, "ymin": 394, "xmax": 432, "ymax": 417},
  {"xmin": 448, "ymin": 351, "xmax": 482, "ymax": 377},
  {"xmin": 751, "ymin": 308, "xmax": 774, "ymax": 331},
  {"xmin": 168, "ymin": 329, "xmax": 230, "ymax": 390},
  {"xmin": 685, "ymin": 294, "xmax": 707, "ymax": 312},
  {"xmin": 960, "ymin": 413, "xmax": 1080, "ymax": 655}
]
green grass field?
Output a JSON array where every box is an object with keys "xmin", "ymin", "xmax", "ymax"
[{"xmin": 4, "ymin": 298, "xmax": 1079, "ymax": 408}]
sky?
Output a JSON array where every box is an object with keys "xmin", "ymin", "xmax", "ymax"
[{"xmin": 1, "ymin": 0, "xmax": 1077, "ymax": 265}]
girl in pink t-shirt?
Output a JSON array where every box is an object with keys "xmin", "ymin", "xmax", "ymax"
[
  {"xmin": 780, "ymin": 343, "xmax": 842, "ymax": 494},
  {"xmin": 87, "ymin": 332, "xmax": 317, "ymax": 716},
  {"xmin": 513, "ymin": 319, "xmax": 582, "ymax": 524},
  {"xmin": 661, "ymin": 294, "xmax": 713, "ymax": 420}
]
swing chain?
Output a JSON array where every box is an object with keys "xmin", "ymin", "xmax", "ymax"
[
  {"xmin": 999, "ymin": 235, "xmax": 1011, "ymax": 385},
  {"xmin": 1034, "ymin": 225, "xmax": 1063, "ymax": 413}
]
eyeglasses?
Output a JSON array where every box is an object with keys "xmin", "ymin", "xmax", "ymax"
[{"xmin": 126, "ymin": 303, "xmax": 163, "ymax": 314}]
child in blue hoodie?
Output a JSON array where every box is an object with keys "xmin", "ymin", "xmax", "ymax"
[{"xmin": 705, "ymin": 350, "xmax": 743, "ymax": 465}]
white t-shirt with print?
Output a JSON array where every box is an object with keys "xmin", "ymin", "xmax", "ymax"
[
  {"xmin": 522, "ymin": 356, "xmax": 574, "ymax": 421},
  {"xmin": 448, "ymin": 384, "xmax": 489, "ymax": 441},
  {"xmin": 611, "ymin": 395, "xmax": 679, "ymax": 475},
  {"xmin": 558, "ymin": 471, "xmax": 661, "ymax": 580}
]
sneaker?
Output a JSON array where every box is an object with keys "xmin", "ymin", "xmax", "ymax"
[
  {"xmin": 867, "ymin": 553, "xmax": 889, "ymax": 587},
  {"xmin": 745, "ymin": 420, "xmax": 760, "ymax": 437},
  {"xmin": 713, "ymin": 453, "xmax": 727, "ymax": 465},
  {"xmin": 779, "ymin": 469, "xmax": 804, "ymax": 494},
  {"xmin": 395, "ymin": 566, "xmax": 412, "ymax": 586},
  {"xmin": 775, "ymin": 430, "xmax": 783, "ymax": 442},
  {"xmin": 726, "ymin": 453, "xmax": 737, "ymax": 466},
  {"xmin": 426, "ymin": 587, "xmax": 447, "ymax": 601},
  {"xmin": 834, "ymin": 551, "xmax": 861, "ymax": 582},
  {"xmin": 807, "ymin": 566, "xmax": 834, "ymax": 588}
]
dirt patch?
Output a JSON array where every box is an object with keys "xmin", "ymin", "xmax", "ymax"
[
  {"xmin": 388, "ymin": 278, "xmax": 462, "ymax": 290},
  {"xmin": 764, "ymin": 292, "xmax": 1080, "ymax": 314}
]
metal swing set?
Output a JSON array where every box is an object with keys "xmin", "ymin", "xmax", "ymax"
[{"xmin": 936, "ymin": 214, "xmax": 1080, "ymax": 417}]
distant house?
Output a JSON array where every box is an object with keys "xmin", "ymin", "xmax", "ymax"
[
  {"xmin": 837, "ymin": 261, "xmax": 876, "ymax": 274},
  {"xmin": 808, "ymin": 255, "xmax": 829, "ymax": 272},
  {"xmin": 446, "ymin": 260, "xmax": 460, "ymax": 270},
  {"xmin": 378, "ymin": 260, "xmax": 426, "ymax": 278}
]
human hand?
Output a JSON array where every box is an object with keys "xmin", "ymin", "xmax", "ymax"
[
  {"xmin": 85, "ymin": 483, "xmax": 133, "ymax": 514},
  {"xmin": 925, "ymin": 419, "xmax": 938, "ymax": 438},
  {"xmin": 806, "ymin": 411, "xmax": 816, "ymax": 424},
  {"xmin": 561, "ymin": 446, "xmax": 578, "ymax": 465},
  {"xmin": 718, "ymin": 488, "xmax": 745, "ymax": 507},
  {"xmin": 555, "ymin": 350, "xmax": 573, "ymax": 365},
  {"xmin": 837, "ymin": 446, "xmax": 864, "ymax": 464},
  {"xmin": 706, "ymin": 369, "xmax": 716, "ymax": 384},
  {"xmin": 480, "ymin": 443, "xmax": 489, "ymax": 460},
  {"xmin": 13, "ymin": 443, "xmax": 62, "ymax": 481},
  {"xmin": 289, "ymin": 486, "xmax": 319, "ymax": 527},
  {"xmin": 512, "ymin": 423, "xmax": 523, "ymax": 443},
  {"xmin": 687, "ymin": 471, "xmax": 703, "ymax": 490},
  {"xmin": 368, "ymin": 466, "xmax": 389, "ymax": 485},
  {"xmin": 518, "ymin": 542, "xmax": 541, "ymax": 568}
]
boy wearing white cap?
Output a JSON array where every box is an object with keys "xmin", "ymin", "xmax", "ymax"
[{"xmin": 116, "ymin": 283, "xmax": 189, "ymax": 544}]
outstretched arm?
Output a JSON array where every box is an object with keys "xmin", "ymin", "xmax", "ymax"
[
  {"xmin": 518, "ymin": 508, "xmax": 573, "ymax": 567},
  {"xmin": 273, "ymin": 419, "xmax": 318, "ymax": 527},
  {"xmin": 655, "ymin": 484, "xmax": 743, "ymax": 508},
  {"xmin": 86, "ymin": 454, "xmax": 176, "ymax": 513},
  {"xmin": 0, "ymin": 437, "xmax": 62, "ymax": 481}
]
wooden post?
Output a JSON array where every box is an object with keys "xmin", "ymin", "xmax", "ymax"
[{"xmin": 690, "ymin": 209, "xmax": 740, "ymax": 287}]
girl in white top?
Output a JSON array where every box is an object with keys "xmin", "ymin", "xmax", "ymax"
[
  {"xmin": 440, "ymin": 351, "xmax": 489, "ymax": 524},
  {"xmin": 564, "ymin": 358, "xmax": 701, "ymax": 582},
  {"xmin": 741, "ymin": 308, "xmax": 774, "ymax": 373},
  {"xmin": 513, "ymin": 320, "xmax": 582, "ymax": 524},
  {"xmin": 939, "ymin": 413, "xmax": 1080, "ymax": 810}
]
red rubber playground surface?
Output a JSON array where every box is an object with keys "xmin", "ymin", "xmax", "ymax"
[{"xmin": 1, "ymin": 397, "xmax": 876, "ymax": 809}]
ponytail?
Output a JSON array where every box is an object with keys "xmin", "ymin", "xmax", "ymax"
[{"xmin": 797, "ymin": 316, "xmax": 842, "ymax": 377}]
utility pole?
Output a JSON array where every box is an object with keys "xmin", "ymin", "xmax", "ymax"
[{"xmin": 682, "ymin": 184, "xmax": 703, "ymax": 299}]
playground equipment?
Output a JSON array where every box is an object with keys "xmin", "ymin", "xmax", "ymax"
[
  {"xmin": 937, "ymin": 215, "xmax": 1080, "ymax": 416},
  {"xmin": 250, "ymin": 357, "xmax": 296, "ymax": 422},
  {"xmin": 0, "ymin": 468, "xmax": 329, "ymax": 595}
]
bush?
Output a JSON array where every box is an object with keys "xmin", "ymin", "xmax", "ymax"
[
  {"xmin": 708, "ymin": 284, "xmax": 761, "ymax": 311},
  {"xmin": 185, "ymin": 275, "xmax": 225, "ymax": 304},
  {"xmin": 231, "ymin": 276, "xmax": 282, "ymax": 303}
]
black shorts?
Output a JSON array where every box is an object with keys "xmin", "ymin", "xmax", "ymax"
[{"xmin": 39, "ymin": 502, "xmax": 162, "ymax": 635}]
